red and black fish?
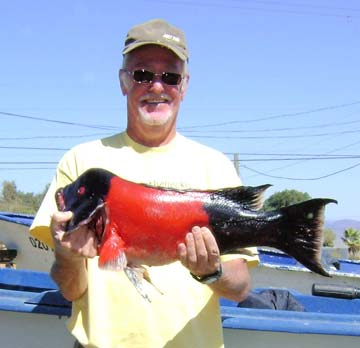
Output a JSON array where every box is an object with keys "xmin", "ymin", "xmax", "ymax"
[{"xmin": 55, "ymin": 168, "xmax": 336, "ymax": 277}]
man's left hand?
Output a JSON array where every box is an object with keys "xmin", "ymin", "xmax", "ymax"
[{"xmin": 177, "ymin": 226, "xmax": 221, "ymax": 277}]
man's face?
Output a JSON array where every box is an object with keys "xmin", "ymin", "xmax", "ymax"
[{"xmin": 120, "ymin": 45, "xmax": 188, "ymax": 145}]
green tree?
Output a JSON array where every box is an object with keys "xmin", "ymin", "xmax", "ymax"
[
  {"xmin": 263, "ymin": 189, "xmax": 311, "ymax": 211},
  {"xmin": 0, "ymin": 180, "xmax": 48, "ymax": 214},
  {"xmin": 342, "ymin": 227, "xmax": 360, "ymax": 260},
  {"xmin": 1, "ymin": 180, "xmax": 17, "ymax": 201},
  {"xmin": 323, "ymin": 228, "xmax": 336, "ymax": 247}
]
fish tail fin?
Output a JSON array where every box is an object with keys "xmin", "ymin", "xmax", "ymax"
[
  {"xmin": 279, "ymin": 198, "xmax": 337, "ymax": 277},
  {"xmin": 98, "ymin": 226, "xmax": 127, "ymax": 271}
]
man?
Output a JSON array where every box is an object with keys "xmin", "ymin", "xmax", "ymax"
[{"xmin": 30, "ymin": 19, "xmax": 258, "ymax": 348}]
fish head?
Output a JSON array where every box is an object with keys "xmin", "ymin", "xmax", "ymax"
[{"xmin": 55, "ymin": 168, "xmax": 113, "ymax": 232}]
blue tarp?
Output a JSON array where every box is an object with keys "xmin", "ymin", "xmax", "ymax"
[
  {"xmin": 0, "ymin": 268, "xmax": 71, "ymax": 317},
  {"xmin": 0, "ymin": 212, "xmax": 34, "ymax": 227}
]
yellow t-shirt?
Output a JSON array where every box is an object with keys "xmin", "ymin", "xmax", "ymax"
[{"xmin": 30, "ymin": 132, "xmax": 258, "ymax": 348}]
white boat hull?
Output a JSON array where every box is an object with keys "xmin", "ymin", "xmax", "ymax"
[
  {"xmin": 0, "ymin": 215, "xmax": 53, "ymax": 272},
  {"xmin": 0, "ymin": 311, "xmax": 74, "ymax": 348},
  {"xmin": 224, "ymin": 328, "xmax": 359, "ymax": 348},
  {"xmin": 251, "ymin": 263, "xmax": 360, "ymax": 294}
]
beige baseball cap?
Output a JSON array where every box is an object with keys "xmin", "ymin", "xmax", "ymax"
[{"xmin": 123, "ymin": 19, "xmax": 189, "ymax": 61}]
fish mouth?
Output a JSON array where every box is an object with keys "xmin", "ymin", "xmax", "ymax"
[
  {"xmin": 55, "ymin": 188, "xmax": 107, "ymax": 236},
  {"xmin": 55, "ymin": 188, "xmax": 66, "ymax": 211}
]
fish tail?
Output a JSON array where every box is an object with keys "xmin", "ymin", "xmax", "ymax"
[
  {"xmin": 279, "ymin": 198, "xmax": 337, "ymax": 277},
  {"xmin": 98, "ymin": 225, "xmax": 127, "ymax": 271}
]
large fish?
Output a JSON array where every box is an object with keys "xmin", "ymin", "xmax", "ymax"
[{"xmin": 55, "ymin": 168, "xmax": 336, "ymax": 279}]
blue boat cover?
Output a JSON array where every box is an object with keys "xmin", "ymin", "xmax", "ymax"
[{"xmin": 0, "ymin": 212, "xmax": 34, "ymax": 227}]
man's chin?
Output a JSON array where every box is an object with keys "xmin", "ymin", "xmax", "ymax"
[{"xmin": 140, "ymin": 112, "xmax": 172, "ymax": 126}]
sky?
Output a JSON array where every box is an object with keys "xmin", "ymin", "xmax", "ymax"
[{"xmin": 1, "ymin": 0, "xmax": 360, "ymax": 221}]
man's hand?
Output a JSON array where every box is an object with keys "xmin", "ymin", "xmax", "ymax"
[
  {"xmin": 50, "ymin": 211, "xmax": 98, "ymax": 301},
  {"xmin": 177, "ymin": 225, "xmax": 251, "ymax": 302},
  {"xmin": 51, "ymin": 211, "xmax": 98, "ymax": 259},
  {"xmin": 177, "ymin": 226, "xmax": 221, "ymax": 277}
]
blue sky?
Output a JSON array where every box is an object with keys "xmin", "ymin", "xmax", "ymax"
[{"xmin": 1, "ymin": 0, "xmax": 359, "ymax": 220}]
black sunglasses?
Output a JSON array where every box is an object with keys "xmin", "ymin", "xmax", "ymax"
[{"xmin": 122, "ymin": 69, "xmax": 184, "ymax": 86}]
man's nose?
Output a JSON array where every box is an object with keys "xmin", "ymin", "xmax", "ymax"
[{"xmin": 149, "ymin": 78, "xmax": 166, "ymax": 93}]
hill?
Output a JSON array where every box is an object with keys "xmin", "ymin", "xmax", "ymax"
[{"xmin": 325, "ymin": 219, "xmax": 360, "ymax": 247}]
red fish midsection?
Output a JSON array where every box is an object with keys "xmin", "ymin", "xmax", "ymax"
[{"xmin": 105, "ymin": 177, "xmax": 210, "ymax": 264}]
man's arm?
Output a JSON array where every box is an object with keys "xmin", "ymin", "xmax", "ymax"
[
  {"xmin": 50, "ymin": 211, "xmax": 98, "ymax": 301},
  {"xmin": 209, "ymin": 258, "xmax": 250, "ymax": 302},
  {"xmin": 177, "ymin": 226, "xmax": 251, "ymax": 302}
]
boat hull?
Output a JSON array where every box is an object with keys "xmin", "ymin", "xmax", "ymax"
[
  {"xmin": 251, "ymin": 248, "xmax": 360, "ymax": 294},
  {"xmin": 0, "ymin": 213, "xmax": 54, "ymax": 271},
  {"xmin": 0, "ymin": 311, "xmax": 74, "ymax": 348},
  {"xmin": 224, "ymin": 327, "xmax": 359, "ymax": 348}
]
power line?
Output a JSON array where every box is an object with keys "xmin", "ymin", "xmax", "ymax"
[
  {"xmin": 187, "ymin": 128, "xmax": 360, "ymax": 139},
  {"xmin": 241, "ymin": 161, "xmax": 360, "ymax": 180},
  {"xmin": 0, "ymin": 146, "xmax": 67, "ymax": 151},
  {"xmin": 179, "ymin": 101, "xmax": 360, "ymax": 129},
  {"xmin": 236, "ymin": 156, "xmax": 360, "ymax": 162},
  {"xmin": 145, "ymin": 0, "xmax": 353, "ymax": 19},
  {"xmin": 0, "ymin": 162, "xmax": 57, "ymax": 164},
  {"xmin": 182, "ymin": 118, "xmax": 360, "ymax": 134},
  {"xmin": 0, "ymin": 111, "xmax": 119, "ymax": 131},
  {"xmin": 2, "ymin": 101, "xmax": 359, "ymax": 132},
  {"xmin": 0, "ymin": 168, "xmax": 55, "ymax": 171},
  {"xmin": 226, "ymin": 153, "xmax": 360, "ymax": 158},
  {"xmin": 224, "ymin": 153, "xmax": 360, "ymax": 158},
  {"xmin": 236, "ymin": 138, "xmax": 360, "ymax": 180},
  {"xmin": 230, "ymin": 0, "xmax": 360, "ymax": 13},
  {"xmin": 0, "ymin": 133, "xmax": 112, "ymax": 141}
]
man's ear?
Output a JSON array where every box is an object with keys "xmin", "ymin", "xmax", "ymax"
[
  {"xmin": 180, "ymin": 75, "xmax": 189, "ymax": 101},
  {"xmin": 119, "ymin": 69, "xmax": 130, "ymax": 96}
]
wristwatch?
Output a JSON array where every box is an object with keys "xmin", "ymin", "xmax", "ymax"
[{"xmin": 190, "ymin": 264, "xmax": 223, "ymax": 284}]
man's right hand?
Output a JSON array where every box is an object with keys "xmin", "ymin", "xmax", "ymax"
[
  {"xmin": 51, "ymin": 211, "xmax": 99, "ymax": 259},
  {"xmin": 50, "ymin": 211, "xmax": 98, "ymax": 301}
]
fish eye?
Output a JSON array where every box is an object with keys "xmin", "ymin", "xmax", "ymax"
[{"xmin": 77, "ymin": 186, "xmax": 86, "ymax": 196}]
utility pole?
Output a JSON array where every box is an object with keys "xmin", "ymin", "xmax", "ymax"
[{"xmin": 233, "ymin": 153, "xmax": 240, "ymax": 176}]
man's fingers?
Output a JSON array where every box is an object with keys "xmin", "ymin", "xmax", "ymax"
[
  {"xmin": 177, "ymin": 242, "xmax": 187, "ymax": 266},
  {"xmin": 201, "ymin": 227, "xmax": 220, "ymax": 265},
  {"xmin": 191, "ymin": 226, "xmax": 208, "ymax": 265},
  {"xmin": 50, "ymin": 211, "xmax": 72, "ymax": 244},
  {"xmin": 51, "ymin": 211, "xmax": 73, "ymax": 232}
]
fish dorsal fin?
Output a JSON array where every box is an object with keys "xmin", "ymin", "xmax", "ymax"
[{"xmin": 215, "ymin": 184, "xmax": 272, "ymax": 211}]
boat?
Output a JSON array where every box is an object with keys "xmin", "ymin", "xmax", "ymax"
[
  {"xmin": 251, "ymin": 248, "xmax": 360, "ymax": 294},
  {"xmin": 0, "ymin": 212, "xmax": 54, "ymax": 272},
  {"xmin": 0, "ymin": 267, "xmax": 74, "ymax": 347},
  {"xmin": 1, "ymin": 212, "xmax": 360, "ymax": 347},
  {"xmin": 1, "ymin": 267, "xmax": 359, "ymax": 348},
  {"xmin": 221, "ymin": 289, "xmax": 360, "ymax": 348}
]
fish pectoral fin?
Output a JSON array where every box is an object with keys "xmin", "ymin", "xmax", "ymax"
[
  {"xmin": 124, "ymin": 267, "xmax": 152, "ymax": 302},
  {"xmin": 98, "ymin": 234, "xmax": 127, "ymax": 271}
]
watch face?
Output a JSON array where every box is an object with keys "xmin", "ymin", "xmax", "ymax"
[{"xmin": 203, "ymin": 270, "xmax": 222, "ymax": 284}]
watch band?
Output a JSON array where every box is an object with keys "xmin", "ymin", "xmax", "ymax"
[{"xmin": 190, "ymin": 264, "xmax": 223, "ymax": 284}]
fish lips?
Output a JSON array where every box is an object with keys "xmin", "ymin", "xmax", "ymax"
[{"xmin": 55, "ymin": 187, "xmax": 105, "ymax": 232}]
